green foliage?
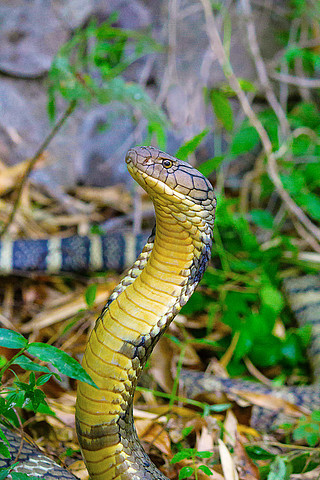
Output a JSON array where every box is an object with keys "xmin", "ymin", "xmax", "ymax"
[
  {"xmin": 293, "ymin": 410, "xmax": 320, "ymax": 447},
  {"xmin": 175, "ymin": 129, "xmax": 210, "ymax": 161},
  {"xmin": 0, "ymin": 327, "xmax": 96, "ymax": 467},
  {"xmin": 210, "ymin": 90, "xmax": 234, "ymax": 132},
  {"xmin": 47, "ymin": 17, "xmax": 166, "ymax": 137},
  {"xmin": 85, "ymin": 283, "xmax": 97, "ymax": 307},
  {"xmin": 171, "ymin": 447, "xmax": 214, "ymax": 480}
]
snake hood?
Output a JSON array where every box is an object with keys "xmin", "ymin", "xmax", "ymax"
[{"xmin": 76, "ymin": 147, "xmax": 216, "ymax": 480}]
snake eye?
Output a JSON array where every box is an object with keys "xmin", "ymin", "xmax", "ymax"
[{"xmin": 162, "ymin": 159, "xmax": 173, "ymax": 169}]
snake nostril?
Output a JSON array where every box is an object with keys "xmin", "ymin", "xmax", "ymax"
[{"xmin": 125, "ymin": 149, "xmax": 135, "ymax": 164}]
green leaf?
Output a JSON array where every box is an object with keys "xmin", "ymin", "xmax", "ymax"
[
  {"xmin": 198, "ymin": 465, "xmax": 213, "ymax": 476},
  {"xmin": 198, "ymin": 155, "xmax": 225, "ymax": 177},
  {"xmin": 179, "ymin": 466, "xmax": 194, "ymax": 480},
  {"xmin": 175, "ymin": 129, "xmax": 210, "ymax": 161},
  {"xmin": 311, "ymin": 410, "xmax": 320, "ymax": 422},
  {"xmin": 281, "ymin": 333, "xmax": 304, "ymax": 367},
  {"xmin": 13, "ymin": 356, "xmax": 52, "ymax": 374},
  {"xmin": 250, "ymin": 209, "xmax": 274, "ymax": 229},
  {"xmin": 11, "ymin": 474, "xmax": 45, "ymax": 480},
  {"xmin": 171, "ymin": 450, "xmax": 194, "ymax": 464},
  {"xmin": 36, "ymin": 374, "xmax": 53, "ymax": 386},
  {"xmin": 230, "ymin": 125, "xmax": 259, "ymax": 155},
  {"xmin": 85, "ymin": 284, "xmax": 97, "ymax": 308},
  {"xmin": 0, "ymin": 441, "xmax": 10, "ymax": 459},
  {"xmin": 267, "ymin": 457, "xmax": 291, "ymax": 480},
  {"xmin": 203, "ymin": 403, "xmax": 231, "ymax": 416},
  {"xmin": 181, "ymin": 426, "xmax": 193, "ymax": 437},
  {"xmin": 211, "ymin": 90, "xmax": 234, "ymax": 131},
  {"xmin": 146, "ymin": 122, "xmax": 167, "ymax": 151},
  {"xmin": 27, "ymin": 343, "xmax": 97, "ymax": 388},
  {"xmin": 0, "ymin": 329, "xmax": 28, "ymax": 349},
  {"xmin": 195, "ymin": 451, "xmax": 213, "ymax": 459},
  {"xmin": 260, "ymin": 285, "xmax": 284, "ymax": 315},
  {"xmin": 298, "ymin": 192, "xmax": 320, "ymax": 221},
  {"xmin": 0, "ymin": 427, "xmax": 9, "ymax": 446},
  {"xmin": 0, "ymin": 466, "xmax": 13, "ymax": 480},
  {"xmin": 246, "ymin": 445, "xmax": 275, "ymax": 460}
]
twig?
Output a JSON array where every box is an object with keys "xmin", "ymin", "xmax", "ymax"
[
  {"xmin": 200, "ymin": 0, "xmax": 320, "ymax": 245},
  {"xmin": 270, "ymin": 71, "xmax": 320, "ymax": 89},
  {"xmin": 240, "ymin": 0, "xmax": 290, "ymax": 136},
  {"xmin": 0, "ymin": 101, "xmax": 77, "ymax": 237}
]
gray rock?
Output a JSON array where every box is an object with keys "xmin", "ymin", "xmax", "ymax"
[{"xmin": 0, "ymin": 1, "xmax": 68, "ymax": 78}]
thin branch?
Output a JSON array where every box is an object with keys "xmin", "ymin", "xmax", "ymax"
[
  {"xmin": 239, "ymin": 0, "xmax": 290, "ymax": 136},
  {"xmin": 270, "ymin": 71, "xmax": 320, "ymax": 89},
  {"xmin": 0, "ymin": 100, "xmax": 77, "ymax": 237},
  {"xmin": 200, "ymin": 0, "xmax": 320, "ymax": 245}
]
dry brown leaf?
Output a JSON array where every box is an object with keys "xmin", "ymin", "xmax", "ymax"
[
  {"xmin": 0, "ymin": 156, "xmax": 45, "ymax": 196},
  {"xmin": 75, "ymin": 185, "xmax": 132, "ymax": 212},
  {"xmin": 20, "ymin": 282, "xmax": 116, "ymax": 332},
  {"xmin": 233, "ymin": 433, "xmax": 260, "ymax": 480},
  {"xmin": 232, "ymin": 391, "xmax": 310, "ymax": 417},
  {"xmin": 218, "ymin": 439, "xmax": 239, "ymax": 480},
  {"xmin": 69, "ymin": 460, "xmax": 89, "ymax": 480},
  {"xmin": 196, "ymin": 424, "xmax": 214, "ymax": 453},
  {"xmin": 150, "ymin": 338, "xmax": 174, "ymax": 393},
  {"xmin": 136, "ymin": 420, "xmax": 172, "ymax": 456},
  {"xmin": 223, "ymin": 410, "xmax": 238, "ymax": 448}
]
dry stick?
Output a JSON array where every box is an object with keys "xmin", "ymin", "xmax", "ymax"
[
  {"xmin": 270, "ymin": 71, "xmax": 320, "ymax": 89},
  {"xmin": 240, "ymin": 0, "xmax": 290, "ymax": 137},
  {"xmin": 200, "ymin": 0, "xmax": 320, "ymax": 245},
  {"xmin": 0, "ymin": 100, "xmax": 77, "ymax": 237}
]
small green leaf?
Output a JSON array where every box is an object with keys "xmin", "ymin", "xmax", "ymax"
[
  {"xmin": 198, "ymin": 155, "xmax": 225, "ymax": 177},
  {"xmin": 0, "ymin": 466, "xmax": 13, "ymax": 480},
  {"xmin": 175, "ymin": 129, "xmax": 210, "ymax": 161},
  {"xmin": 230, "ymin": 125, "xmax": 259, "ymax": 155},
  {"xmin": 11, "ymin": 473, "xmax": 45, "ymax": 480},
  {"xmin": 267, "ymin": 457, "xmax": 291, "ymax": 480},
  {"xmin": 36, "ymin": 374, "xmax": 53, "ymax": 386},
  {"xmin": 246, "ymin": 445, "xmax": 276, "ymax": 460},
  {"xmin": 0, "ymin": 441, "xmax": 10, "ymax": 459},
  {"xmin": 0, "ymin": 329, "xmax": 28, "ymax": 349},
  {"xmin": 211, "ymin": 90, "xmax": 234, "ymax": 131},
  {"xmin": 27, "ymin": 343, "xmax": 97, "ymax": 388},
  {"xmin": 171, "ymin": 450, "xmax": 194, "ymax": 464},
  {"xmin": 179, "ymin": 466, "xmax": 194, "ymax": 480},
  {"xmin": 85, "ymin": 284, "xmax": 97, "ymax": 308},
  {"xmin": 195, "ymin": 451, "xmax": 213, "ymax": 459},
  {"xmin": 182, "ymin": 426, "xmax": 194, "ymax": 437},
  {"xmin": 250, "ymin": 209, "xmax": 274, "ymax": 229},
  {"xmin": 13, "ymin": 356, "xmax": 51, "ymax": 374},
  {"xmin": 198, "ymin": 465, "xmax": 213, "ymax": 475},
  {"xmin": 260, "ymin": 285, "xmax": 284, "ymax": 315},
  {"xmin": 0, "ymin": 427, "xmax": 9, "ymax": 446},
  {"xmin": 311, "ymin": 410, "xmax": 320, "ymax": 422}
]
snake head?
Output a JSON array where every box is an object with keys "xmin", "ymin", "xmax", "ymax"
[{"xmin": 126, "ymin": 146, "xmax": 215, "ymax": 205}]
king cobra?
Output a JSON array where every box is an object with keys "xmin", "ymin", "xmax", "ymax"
[{"xmin": 1, "ymin": 146, "xmax": 216, "ymax": 479}]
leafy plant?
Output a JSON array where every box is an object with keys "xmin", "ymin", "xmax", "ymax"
[
  {"xmin": 0, "ymin": 328, "xmax": 95, "ymax": 468},
  {"xmin": 47, "ymin": 15, "xmax": 167, "ymax": 135}
]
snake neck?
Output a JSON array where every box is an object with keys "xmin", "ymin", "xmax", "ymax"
[{"xmin": 76, "ymin": 203, "xmax": 214, "ymax": 480}]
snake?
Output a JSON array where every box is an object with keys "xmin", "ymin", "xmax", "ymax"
[{"xmin": 1, "ymin": 146, "xmax": 320, "ymax": 478}]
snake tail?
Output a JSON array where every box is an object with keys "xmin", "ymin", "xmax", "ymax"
[{"xmin": 75, "ymin": 146, "xmax": 216, "ymax": 480}]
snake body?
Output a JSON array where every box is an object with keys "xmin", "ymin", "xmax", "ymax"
[
  {"xmin": 0, "ymin": 233, "xmax": 147, "ymax": 274},
  {"xmin": 75, "ymin": 147, "xmax": 216, "ymax": 480}
]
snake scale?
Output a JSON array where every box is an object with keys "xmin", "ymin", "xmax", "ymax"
[{"xmin": 0, "ymin": 146, "xmax": 320, "ymax": 479}]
